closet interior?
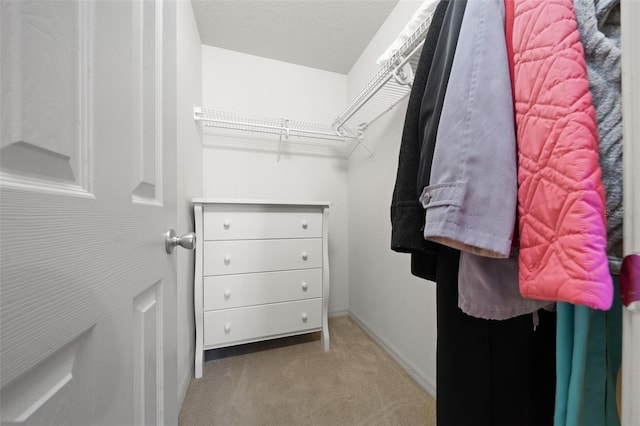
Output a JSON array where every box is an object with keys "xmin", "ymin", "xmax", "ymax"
[{"xmin": 179, "ymin": 0, "xmax": 639, "ymax": 425}]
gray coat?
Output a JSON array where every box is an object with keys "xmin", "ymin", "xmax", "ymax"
[
  {"xmin": 574, "ymin": 0, "xmax": 622, "ymax": 274},
  {"xmin": 420, "ymin": 0, "xmax": 516, "ymax": 258}
]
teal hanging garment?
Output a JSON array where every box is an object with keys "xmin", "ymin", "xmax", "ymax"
[{"xmin": 554, "ymin": 277, "xmax": 622, "ymax": 426}]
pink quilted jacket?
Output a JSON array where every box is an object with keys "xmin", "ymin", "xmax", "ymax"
[{"xmin": 511, "ymin": 0, "xmax": 613, "ymax": 309}]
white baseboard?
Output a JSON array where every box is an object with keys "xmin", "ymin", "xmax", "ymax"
[
  {"xmin": 348, "ymin": 311, "xmax": 437, "ymax": 398},
  {"xmin": 329, "ymin": 309, "xmax": 348, "ymax": 317},
  {"xmin": 178, "ymin": 362, "xmax": 193, "ymax": 415}
]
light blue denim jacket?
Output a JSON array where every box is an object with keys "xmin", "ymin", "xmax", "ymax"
[
  {"xmin": 420, "ymin": 0, "xmax": 515, "ymax": 258},
  {"xmin": 420, "ymin": 0, "xmax": 551, "ymax": 319}
]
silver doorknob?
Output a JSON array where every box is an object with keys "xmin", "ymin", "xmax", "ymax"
[{"xmin": 165, "ymin": 229, "xmax": 196, "ymax": 253}]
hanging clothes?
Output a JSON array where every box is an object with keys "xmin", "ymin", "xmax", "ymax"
[
  {"xmin": 574, "ymin": 0, "xmax": 623, "ymax": 274},
  {"xmin": 459, "ymin": 252, "xmax": 553, "ymax": 320},
  {"xmin": 554, "ymin": 1, "xmax": 623, "ymax": 425},
  {"xmin": 390, "ymin": 0, "xmax": 450, "ymax": 281},
  {"xmin": 436, "ymin": 246, "xmax": 557, "ymax": 426},
  {"xmin": 555, "ymin": 278, "xmax": 622, "ymax": 426},
  {"xmin": 510, "ymin": 0, "xmax": 612, "ymax": 310},
  {"xmin": 419, "ymin": 0, "xmax": 516, "ymax": 259},
  {"xmin": 429, "ymin": 3, "xmax": 557, "ymax": 423},
  {"xmin": 420, "ymin": 0, "xmax": 552, "ymax": 321},
  {"xmin": 416, "ymin": 1, "xmax": 556, "ymax": 424},
  {"xmin": 416, "ymin": 0, "xmax": 466, "ymax": 201}
]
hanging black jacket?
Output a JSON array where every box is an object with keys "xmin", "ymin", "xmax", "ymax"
[
  {"xmin": 391, "ymin": 1, "xmax": 448, "ymax": 281},
  {"xmin": 390, "ymin": 0, "xmax": 466, "ymax": 281}
]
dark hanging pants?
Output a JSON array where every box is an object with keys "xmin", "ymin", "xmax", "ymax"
[{"xmin": 435, "ymin": 247, "xmax": 556, "ymax": 426}]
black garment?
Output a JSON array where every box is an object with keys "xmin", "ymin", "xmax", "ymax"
[
  {"xmin": 390, "ymin": 0, "xmax": 449, "ymax": 281},
  {"xmin": 416, "ymin": 0, "xmax": 467, "ymax": 197},
  {"xmin": 436, "ymin": 247, "xmax": 556, "ymax": 426},
  {"xmin": 390, "ymin": 0, "xmax": 467, "ymax": 281}
]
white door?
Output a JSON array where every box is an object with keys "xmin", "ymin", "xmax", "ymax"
[{"xmin": 0, "ymin": 1, "xmax": 178, "ymax": 425}]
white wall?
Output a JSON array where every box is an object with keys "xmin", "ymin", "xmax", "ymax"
[
  {"xmin": 201, "ymin": 46, "xmax": 350, "ymax": 315},
  {"xmin": 176, "ymin": 0, "xmax": 202, "ymax": 408},
  {"xmin": 346, "ymin": 1, "xmax": 438, "ymax": 395}
]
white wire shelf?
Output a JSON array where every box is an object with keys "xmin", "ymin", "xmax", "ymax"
[
  {"xmin": 333, "ymin": 10, "xmax": 433, "ymax": 134},
  {"xmin": 194, "ymin": 107, "xmax": 357, "ymax": 144}
]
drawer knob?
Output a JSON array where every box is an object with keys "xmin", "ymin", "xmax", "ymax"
[
  {"xmin": 224, "ymin": 289, "xmax": 231, "ymax": 299},
  {"xmin": 224, "ymin": 323, "xmax": 231, "ymax": 333},
  {"xmin": 301, "ymin": 282, "xmax": 308, "ymax": 291},
  {"xmin": 301, "ymin": 252, "xmax": 308, "ymax": 261},
  {"xmin": 223, "ymin": 220, "xmax": 230, "ymax": 229},
  {"xmin": 224, "ymin": 255, "xmax": 231, "ymax": 264},
  {"xmin": 301, "ymin": 220, "xmax": 308, "ymax": 229},
  {"xmin": 301, "ymin": 313, "xmax": 308, "ymax": 322}
]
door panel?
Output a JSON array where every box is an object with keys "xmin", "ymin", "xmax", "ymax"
[
  {"xmin": 0, "ymin": 332, "xmax": 92, "ymax": 425},
  {"xmin": 0, "ymin": 1, "xmax": 177, "ymax": 424},
  {"xmin": 0, "ymin": 0, "xmax": 91, "ymax": 194},
  {"xmin": 133, "ymin": 282, "xmax": 164, "ymax": 426},
  {"xmin": 132, "ymin": 0, "xmax": 162, "ymax": 204}
]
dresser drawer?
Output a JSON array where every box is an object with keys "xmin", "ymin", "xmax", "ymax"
[
  {"xmin": 203, "ymin": 299, "xmax": 322, "ymax": 347},
  {"xmin": 204, "ymin": 269, "xmax": 322, "ymax": 311},
  {"xmin": 203, "ymin": 205, "xmax": 322, "ymax": 240},
  {"xmin": 203, "ymin": 238, "xmax": 322, "ymax": 276}
]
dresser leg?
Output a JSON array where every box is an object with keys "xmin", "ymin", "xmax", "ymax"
[
  {"xmin": 195, "ymin": 349, "xmax": 203, "ymax": 378},
  {"xmin": 321, "ymin": 206, "xmax": 330, "ymax": 352},
  {"xmin": 322, "ymin": 315, "xmax": 330, "ymax": 351},
  {"xmin": 322, "ymin": 330, "xmax": 330, "ymax": 351}
]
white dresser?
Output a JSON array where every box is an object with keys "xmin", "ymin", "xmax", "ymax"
[{"xmin": 192, "ymin": 199, "xmax": 331, "ymax": 378}]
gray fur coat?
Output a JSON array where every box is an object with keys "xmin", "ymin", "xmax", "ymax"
[{"xmin": 574, "ymin": 0, "xmax": 623, "ymax": 274}]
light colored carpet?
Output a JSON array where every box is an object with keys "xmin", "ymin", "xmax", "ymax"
[{"xmin": 179, "ymin": 316, "xmax": 436, "ymax": 426}]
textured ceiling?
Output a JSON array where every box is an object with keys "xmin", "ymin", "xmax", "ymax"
[{"xmin": 191, "ymin": 0, "xmax": 400, "ymax": 74}]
